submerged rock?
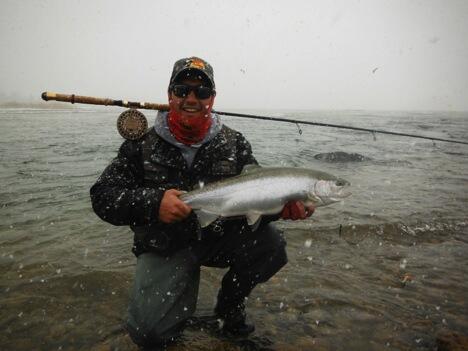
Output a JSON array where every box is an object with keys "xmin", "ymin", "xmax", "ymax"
[{"xmin": 314, "ymin": 151, "xmax": 371, "ymax": 162}]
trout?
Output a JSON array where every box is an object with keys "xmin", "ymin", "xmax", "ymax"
[{"xmin": 180, "ymin": 166, "xmax": 351, "ymax": 229}]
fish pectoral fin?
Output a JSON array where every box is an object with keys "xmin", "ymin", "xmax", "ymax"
[
  {"xmin": 194, "ymin": 210, "xmax": 219, "ymax": 228},
  {"xmin": 246, "ymin": 212, "xmax": 262, "ymax": 231}
]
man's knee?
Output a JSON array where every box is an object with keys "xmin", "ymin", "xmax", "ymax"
[
  {"xmin": 265, "ymin": 224, "xmax": 288, "ymax": 275},
  {"xmin": 249, "ymin": 223, "xmax": 288, "ymax": 280},
  {"xmin": 258, "ymin": 223, "xmax": 287, "ymax": 254},
  {"xmin": 127, "ymin": 251, "xmax": 200, "ymax": 347}
]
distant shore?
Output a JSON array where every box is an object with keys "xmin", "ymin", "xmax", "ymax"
[{"xmin": 0, "ymin": 101, "xmax": 76, "ymax": 109}]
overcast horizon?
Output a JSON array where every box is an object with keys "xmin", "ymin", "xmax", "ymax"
[{"xmin": 1, "ymin": 0, "xmax": 467, "ymax": 112}]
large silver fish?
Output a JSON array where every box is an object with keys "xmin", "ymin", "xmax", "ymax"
[{"xmin": 180, "ymin": 166, "xmax": 351, "ymax": 229}]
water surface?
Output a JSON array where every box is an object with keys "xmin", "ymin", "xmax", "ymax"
[{"xmin": 0, "ymin": 108, "xmax": 467, "ymax": 350}]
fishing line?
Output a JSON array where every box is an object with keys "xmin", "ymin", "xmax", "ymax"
[
  {"xmin": 215, "ymin": 110, "xmax": 468, "ymax": 146},
  {"xmin": 295, "ymin": 123, "xmax": 303, "ymax": 135}
]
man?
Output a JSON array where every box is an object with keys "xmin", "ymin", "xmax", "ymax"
[{"xmin": 90, "ymin": 57, "xmax": 314, "ymax": 348}]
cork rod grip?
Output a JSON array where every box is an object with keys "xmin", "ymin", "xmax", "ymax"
[{"xmin": 41, "ymin": 91, "xmax": 169, "ymax": 111}]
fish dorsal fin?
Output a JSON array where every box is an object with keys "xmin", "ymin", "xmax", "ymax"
[
  {"xmin": 194, "ymin": 209, "xmax": 219, "ymax": 228},
  {"xmin": 246, "ymin": 212, "xmax": 262, "ymax": 231},
  {"xmin": 241, "ymin": 164, "xmax": 262, "ymax": 174}
]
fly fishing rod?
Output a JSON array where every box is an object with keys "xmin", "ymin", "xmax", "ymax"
[{"xmin": 41, "ymin": 91, "xmax": 468, "ymax": 145}]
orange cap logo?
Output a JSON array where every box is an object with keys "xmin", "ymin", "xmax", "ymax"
[{"xmin": 188, "ymin": 58, "xmax": 206, "ymax": 70}]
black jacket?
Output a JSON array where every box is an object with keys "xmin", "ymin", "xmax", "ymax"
[{"xmin": 90, "ymin": 125, "xmax": 258, "ymax": 256}]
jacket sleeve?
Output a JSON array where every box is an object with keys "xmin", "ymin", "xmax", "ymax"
[{"xmin": 90, "ymin": 140, "xmax": 165, "ymax": 226}]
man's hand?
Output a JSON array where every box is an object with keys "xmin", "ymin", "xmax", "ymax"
[
  {"xmin": 159, "ymin": 189, "xmax": 192, "ymax": 223},
  {"xmin": 280, "ymin": 201, "xmax": 315, "ymax": 220}
]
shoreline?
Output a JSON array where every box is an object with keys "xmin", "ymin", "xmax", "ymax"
[
  {"xmin": 0, "ymin": 102, "xmax": 76, "ymax": 109},
  {"xmin": 1, "ymin": 102, "xmax": 468, "ymax": 114}
]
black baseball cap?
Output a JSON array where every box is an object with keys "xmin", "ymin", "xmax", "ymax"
[{"xmin": 169, "ymin": 57, "xmax": 215, "ymax": 90}]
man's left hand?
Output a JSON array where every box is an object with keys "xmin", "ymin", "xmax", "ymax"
[{"xmin": 280, "ymin": 201, "xmax": 315, "ymax": 220}]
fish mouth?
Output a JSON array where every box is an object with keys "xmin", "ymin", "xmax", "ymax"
[
  {"xmin": 335, "ymin": 178, "xmax": 352, "ymax": 194},
  {"xmin": 333, "ymin": 188, "xmax": 352, "ymax": 200},
  {"xmin": 330, "ymin": 183, "xmax": 352, "ymax": 201},
  {"xmin": 334, "ymin": 178, "xmax": 351, "ymax": 197},
  {"xmin": 330, "ymin": 181, "xmax": 352, "ymax": 202}
]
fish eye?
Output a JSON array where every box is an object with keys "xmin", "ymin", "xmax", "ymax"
[{"xmin": 336, "ymin": 179, "xmax": 348, "ymax": 186}]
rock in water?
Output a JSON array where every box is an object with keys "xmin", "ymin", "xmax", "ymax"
[{"xmin": 314, "ymin": 151, "xmax": 371, "ymax": 162}]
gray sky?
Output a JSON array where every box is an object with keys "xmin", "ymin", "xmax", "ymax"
[{"xmin": 1, "ymin": 0, "xmax": 467, "ymax": 110}]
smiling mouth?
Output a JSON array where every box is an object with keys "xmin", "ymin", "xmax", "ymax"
[{"xmin": 182, "ymin": 107, "xmax": 201, "ymax": 113}]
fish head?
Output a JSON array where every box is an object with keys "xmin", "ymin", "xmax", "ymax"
[{"xmin": 308, "ymin": 178, "xmax": 351, "ymax": 206}]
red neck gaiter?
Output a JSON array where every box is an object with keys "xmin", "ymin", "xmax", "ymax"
[{"xmin": 168, "ymin": 110, "xmax": 212, "ymax": 145}]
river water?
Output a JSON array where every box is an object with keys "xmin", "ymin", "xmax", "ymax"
[{"xmin": 0, "ymin": 108, "xmax": 467, "ymax": 350}]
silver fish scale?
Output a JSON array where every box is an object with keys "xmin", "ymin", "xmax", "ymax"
[
  {"xmin": 217, "ymin": 175, "xmax": 313, "ymax": 216},
  {"xmin": 181, "ymin": 167, "xmax": 331, "ymax": 216}
]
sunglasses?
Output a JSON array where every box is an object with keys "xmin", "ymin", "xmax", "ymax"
[{"xmin": 171, "ymin": 84, "xmax": 214, "ymax": 99}]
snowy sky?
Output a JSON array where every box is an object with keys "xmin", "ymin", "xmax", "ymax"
[{"xmin": 1, "ymin": 0, "xmax": 467, "ymax": 110}]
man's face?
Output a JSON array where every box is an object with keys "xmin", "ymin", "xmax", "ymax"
[{"xmin": 168, "ymin": 77, "xmax": 215, "ymax": 122}]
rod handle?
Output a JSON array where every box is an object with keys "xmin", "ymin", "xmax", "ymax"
[{"xmin": 41, "ymin": 91, "xmax": 169, "ymax": 111}]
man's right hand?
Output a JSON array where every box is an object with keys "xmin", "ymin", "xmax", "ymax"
[{"xmin": 159, "ymin": 189, "xmax": 192, "ymax": 223}]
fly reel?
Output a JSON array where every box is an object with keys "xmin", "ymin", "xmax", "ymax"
[{"xmin": 117, "ymin": 109, "xmax": 148, "ymax": 140}]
